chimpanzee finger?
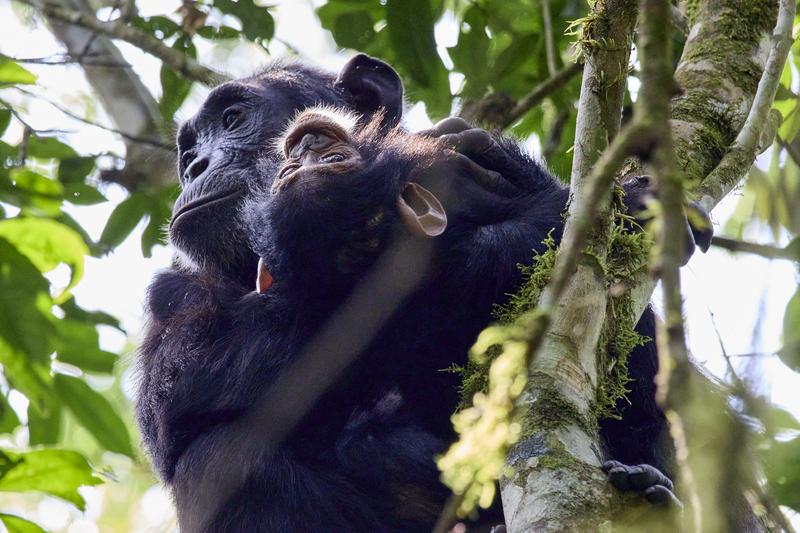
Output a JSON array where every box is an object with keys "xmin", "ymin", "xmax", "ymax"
[
  {"xmin": 687, "ymin": 201, "xmax": 713, "ymax": 252},
  {"xmin": 444, "ymin": 150, "xmax": 521, "ymax": 198},
  {"xmin": 644, "ymin": 485, "xmax": 683, "ymax": 508},
  {"xmin": 417, "ymin": 117, "xmax": 473, "ymax": 138},
  {"xmin": 628, "ymin": 464, "xmax": 674, "ymax": 491},
  {"xmin": 607, "ymin": 465, "xmax": 633, "ymax": 491}
]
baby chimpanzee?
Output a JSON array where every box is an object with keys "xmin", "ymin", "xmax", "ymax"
[{"xmin": 143, "ymin": 107, "xmax": 709, "ymax": 531}]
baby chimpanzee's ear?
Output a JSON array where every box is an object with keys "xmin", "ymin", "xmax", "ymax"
[
  {"xmin": 397, "ymin": 182, "xmax": 447, "ymax": 238},
  {"xmin": 335, "ymin": 54, "xmax": 403, "ymax": 130}
]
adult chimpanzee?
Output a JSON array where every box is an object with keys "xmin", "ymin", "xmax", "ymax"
[
  {"xmin": 166, "ymin": 53, "xmax": 403, "ymax": 286},
  {"xmin": 138, "ymin": 99, "xmax": 712, "ymax": 531}
]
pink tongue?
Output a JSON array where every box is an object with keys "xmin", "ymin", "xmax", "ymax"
[{"xmin": 256, "ymin": 258, "xmax": 273, "ymax": 293}]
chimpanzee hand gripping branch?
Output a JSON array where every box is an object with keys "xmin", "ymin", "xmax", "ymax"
[{"xmin": 135, "ymin": 55, "xmax": 712, "ymax": 532}]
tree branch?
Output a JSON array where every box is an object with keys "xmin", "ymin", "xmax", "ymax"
[
  {"xmin": 569, "ymin": 0, "xmax": 637, "ymax": 183},
  {"xmin": 459, "ymin": 62, "xmax": 582, "ymax": 129},
  {"xmin": 542, "ymin": 0, "xmax": 558, "ymax": 76},
  {"xmin": 695, "ymin": 0, "xmax": 795, "ymax": 212},
  {"xmin": 20, "ymin": 0, "xmax": 226, "ymax": 86},
  {"xmin": 710, "ymin": 235, "xmax": 798, "ymax": 261},
  {"xmin": 12, "ymin": 87, "xmax": 174, "ymax": 151}
]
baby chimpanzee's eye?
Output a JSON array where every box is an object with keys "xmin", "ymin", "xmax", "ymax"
[{"xmin": 320, "ymin": 153, "xmax": 345, "ymax": 163}]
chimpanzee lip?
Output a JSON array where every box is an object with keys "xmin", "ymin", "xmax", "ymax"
[{"xmin": 170, "ymin": 188, "xmax": 245, "ymax": 227}]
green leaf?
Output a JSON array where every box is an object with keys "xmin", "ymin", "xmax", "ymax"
[
  {"xmin": 317, "ymin": 1, "xmax": 377, "ymax": 50},
  {"xmin": 0, "ymin": 449, "xmax": 101, "ymax": 510},
  {"xmin": 0, "ymin": 514, "xmax": 47, "ymax": 533},
  {"xmin": 0, "ymin": 169, "xmax": 62, "ymax": 215},
  {"xmin": 448, "ymin": 6, "xmax": 490, "ymax": 98},
  {"xmin": 785, "ymin": 237, "xmax": 800, "ymax": 260},
  {"xmin": 58, "ymin": 156, "xmax": 96, "ymax": 184},
  {"xmin": 98, "ymin": 192, "xmax": 149, "ymax": 249},
  {"xmin": 197, "ymin": 25, "xmax": 241, "ymax": 40},
  {"xmin": 0, "ymin": 59, "xmax": 36, "ymax": 86},
  {"xmin": 0, "ymin": 218, "xmax": 88, "ymax": 297},
  {"xmin": 780, "ymin": 288, "xmax": 800, "ymax": 371},
  {"xmin": 0, "ymin": 394, "xmax": 20, "ymax": 434},
  {"xmin": 10, "ymin": 168, "xmax": 63, "ymax": 196},
  {"xmin": 27, "ymin": 400, "xmax": 61, "ymax": 446},
  {"xmin": 141, "ymin": 185, "xmax": 177, "ymax": 257},
  {"xmin": 64, "ymin": 183, "xmax": 107, "ymax": 206},
  {"xmin": 0, "ymin": 237, "xmax": 54, "ymax": 362},
  {"xmin": 27, "ymin": 136, "xmax": 77, "ymax": 160},
  {"xmin": 132, "ymin": 15, "xmax": 181, "ymax": 38},
  {"xmin": 763, "ymin": 435, "xmax": 800, "ymax": 510},
  {"xmin": 385, "ymin": 0, "xmax": 451, "ymax": 117},
  {"xmin": 159, "ymin": 36, "xmax": 196, "ymax": 123},
  {"xmin": 54, "ymin": 375, "xmax": 134, "ymax": 457},
  {"xmin": 0, "ymin": 108, "xmax": 11, "ymax": 136},
  {"xmin": 59, "ymin": 296, "xmax": 122, "ymax": 331},
  {"xmin": 0, "ymin": 339, "xmax": 53, "ymax": 417},
  {"xmin": 214, "ymin": 0, "xmax": 274, "ymax": 48},
  {"xmin": 53, "ymin": 319, "xmax": 117, "ymax": 374}
]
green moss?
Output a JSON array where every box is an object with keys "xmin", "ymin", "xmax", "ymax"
[
  {"xmin": 495, "ymin": 231, "xmax": 557, "ymax": 325},
  {"xmin": 452, "ymin": 233, "xmax": 557, "ymax": 411},
  {"xmin": 684, "ymin": 0, "xmax": 700, "ymax": 24},
  {"xmin": 671, "ymin": 92, "xmax": 738, "ymax": 183},
  {"xmin": 521, "ymin": 372, "xmax": 598, "ymax": 435},
  {"xmin": 455, "ymin": 189, "xmax": 651, "ymax": 425},
  {"xmin": 593, "ymin": 187, "xmax": 651, "ymax": 419},
  {"xmin": 680, "ymin": 1, "xmax": 777, "ymax": 95},
  {"xmin": 680, "ymin": 40, "xmax": 762, "ymax": 95}
]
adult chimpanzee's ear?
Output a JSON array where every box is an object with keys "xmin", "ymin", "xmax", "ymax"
[
  {"xmin": 397, "ymin": 182, "xmax": 447, "ymax": 238},
  {"xmin": 335, "ymin": 54, "xmax": 403, "ymax": 129}
]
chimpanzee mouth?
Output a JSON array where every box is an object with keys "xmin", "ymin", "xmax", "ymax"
[
  {"xmin": 271, "ymin": 163, "xmax": 303, "ymax": 193},
  {"xmin": 170, "ymin": 188, "xmax": 245, "ymax": 227}
]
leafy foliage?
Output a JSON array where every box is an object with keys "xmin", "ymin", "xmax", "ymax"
[{"xmin": 1, "ymin": 0, "xmax": 800, "ymax": 529}]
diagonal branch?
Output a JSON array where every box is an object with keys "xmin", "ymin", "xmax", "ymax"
[
  {"xmin": 459, "ymin": 62, "xmax": 582, "ymax": 129},
  {"xmin": 19, "ymin": 0, "xmax": 227, "ymax": 86}
]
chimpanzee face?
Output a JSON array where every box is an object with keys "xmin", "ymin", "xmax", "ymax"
[
  {"xmin": 248, "ymin": 108, "xmax": 448, "ymax": 291},
  {"xmin": 168, "ymin": 56, "xmax": 404, "ymax": 285}
]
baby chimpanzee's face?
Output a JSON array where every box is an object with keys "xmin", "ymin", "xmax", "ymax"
[
  {"xmin": 247, "ymin": 107, "xmax": 448, "ymax": 291},
  {"xmin": 271, "ymin": 109, "xmax": 365, "ymax": 195}
]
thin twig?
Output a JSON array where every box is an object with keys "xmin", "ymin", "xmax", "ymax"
[
  {"xmin": 0, "ymin": 52, "xmax": 129, "ymax": 68},
  {"xmin": 11, "ymin": 87, "xmax": 174, "ymax": 151},
  {"xmin": 710, "ymin": 235, "xmax": 798, "ymax": 261},
  {"xmin": 18, "ymin": 0, "xmax": 226, "ymax": 85},
  {"xmin": 542, "ymin": 0, "xmax": 557, "ymax": 76},
  {"xmin": 502, "ymin": 62, "xmax": 581, "ymax": 129}
]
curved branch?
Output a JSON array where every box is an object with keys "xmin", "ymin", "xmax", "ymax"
[
  {"xmin": 695, "ymin": 0, "xmax": 795, "ymax": 212},
  {"xmin": 20, "ymin": 0, "xmax": 227, "ymax": 85}
]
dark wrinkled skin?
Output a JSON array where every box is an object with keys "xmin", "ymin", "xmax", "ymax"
[
  {"xmin": 169, "ymin": 55, "xmax": 402, "ymax": 287},
  {"xmin": 136, "ymin": 57, "xmax": 728, "ymax": 531}
]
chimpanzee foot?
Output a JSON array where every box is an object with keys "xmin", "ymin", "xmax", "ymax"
[{"xmin": 602, "ymin": 460, "xmax": 682, "ymax": 508}]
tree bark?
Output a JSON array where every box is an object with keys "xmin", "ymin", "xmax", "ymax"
[
  {"xmin": 500, "ymin": 0, "xmax": 784, "ymax": 530},
  {"xmin": 38, "ymin": 0, "xmax": 176, "ymax": 190}
]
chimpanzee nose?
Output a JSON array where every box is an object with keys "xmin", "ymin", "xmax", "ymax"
[{"xmin": 291, "ymin": 133, "xmax": 334, "ymax": 158}]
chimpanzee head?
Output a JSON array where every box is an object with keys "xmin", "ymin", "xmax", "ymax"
[
  {"xmin": 169, "ymin": 55, "xmax": 404, "ymax": 285},
  {"xmin": 247, "ymin": 107, "xmax": 452, "ymax": 296}
]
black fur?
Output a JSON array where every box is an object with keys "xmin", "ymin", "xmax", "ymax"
[{"xmin": 137, "ymin": 105, "xmax": 678, "ymax": 531}]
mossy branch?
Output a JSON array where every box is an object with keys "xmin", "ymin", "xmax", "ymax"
[{"xmin": 695, "ymin": 0, "xmax": 795, "ymax": 212}]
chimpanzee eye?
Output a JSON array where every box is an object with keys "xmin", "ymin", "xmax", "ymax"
[
  {"xmin": 320, "ymin": 153, "xmax": 345, "ymax": 164},
  {"xmin": 222, "ymin": 107, "xmax": 244, "ymax": 130}
]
